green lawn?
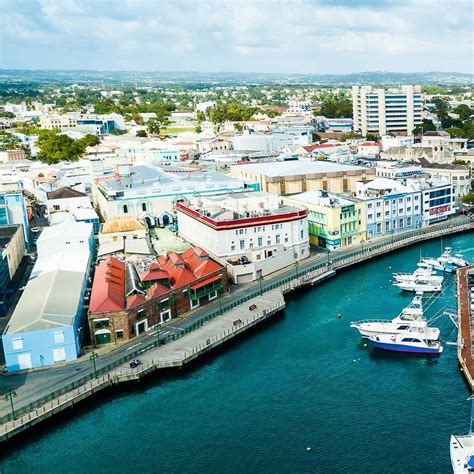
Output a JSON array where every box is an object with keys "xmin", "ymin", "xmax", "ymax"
[{"xmin": 161, "ymin": 127, "xmax": 197, "ymax": 134}]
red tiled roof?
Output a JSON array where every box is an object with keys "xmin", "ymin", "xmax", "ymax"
[
  {"xmin": 127, "ymin": 294, "xmax": 146, "ymax": 309},
  {"xmin": 190, "ymin": 274, "xmax": 221, "ymax": 290},
  {"xmin": 168, "ymin": 267, "xmax": 196, "ymax": 288},
  {"xmin": 189, "ymin": 258, "xmax": 222, "ymax": 278},
  {"xmin": 140, "ymin": 269, "xmax": 169, "ymax": 282},
  {"xmin": 148, "ymin": 261, "xmax": 161, "ymax": 270},
  {"xmin": 89, "ymin": 257, "xmax": 126, "ymax": 313},
  {"xmin": 359, "ymin": 141, "xmax": 380, "ymax": 147},
  {"xmin": 147, "ymin": 283, "xmax": 170, "ymax": 299},
  {"xmin": 168, "ymin": 251, "xmax": 185, "ymax": 266}
]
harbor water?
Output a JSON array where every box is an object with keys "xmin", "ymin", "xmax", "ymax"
[{"xmin": 2, "ymin": 233, "xmax": 474, "ymax": 473}]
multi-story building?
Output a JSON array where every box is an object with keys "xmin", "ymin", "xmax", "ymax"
[
  {"xmin": 284, "ymin": 191, "xmax": 366, "ymax": 250},
  {"xmin": 93, "ymin": 164, "xmax": 246, "ymax": 222},
  {"xmin": 88, "ymin": 248, "xmax": 227, "ymax": 344},
  {"xmin": 230, "ymin": 161, "xmax": 375, "ymax": 195},
  {"xmin": 355, "ymin": 178, "xmax": 423, "ymax": 239},
  {"xmin": 176, "ymin": 192, "xmax": 309, "ymax": 283},
  {"xmin": 0, "ymin": 225, "xmax": 26, "ymax": 317},
  {"xmin": 352, "ymin": 85, "xmax": 423, "ymax": 136},
  {"xmin": 0, "ymin": 188, "xmax": 30, "ymax": 247},
  {"xmin": 419, "ymin": 163, "xmax": 471, "ymax": 202},
  {"xmin": 2, "ymin": 222, "xmax": 94, "ymax": 371},
  {"xmin": 40, "ymin": 113, "xmax": 125, "ymax": 135}
]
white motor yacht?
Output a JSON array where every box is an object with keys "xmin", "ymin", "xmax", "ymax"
[{"xmin": 451, "ymin": 396, "xmax": 474, "ymax": 473}]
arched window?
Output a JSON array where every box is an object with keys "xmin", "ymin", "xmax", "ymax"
[
  {"xmin": 142, "ymin": 202, "xmax": 147, "ymax": 212},
  {"xmin": 123, "ymin": 204, "xmax": 128, "ymax": 214}
]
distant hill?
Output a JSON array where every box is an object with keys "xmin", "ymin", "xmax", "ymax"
[{"xmin": 0, "ymin": 69, "xmax": 472, "ymax": 86}]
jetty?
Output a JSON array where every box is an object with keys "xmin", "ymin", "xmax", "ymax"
[
  {"xmin": 457, "ymin": 265, "xmax": 474, "ymax": 388},
  {"xmin": 0, "ymin": 216, "xmax": 472, "ymax": 441}
]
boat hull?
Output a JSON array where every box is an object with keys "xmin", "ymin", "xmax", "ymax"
[{"xmin": 370, "ymin": 340, "xmax": 442, "ymax": 354}]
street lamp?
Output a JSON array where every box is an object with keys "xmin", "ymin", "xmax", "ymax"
[
  {"xmin": 5, "ymin": 390, "xmax": 17, "ymax": 420},
  {"xmin": 218, "ymin": 292, "xmax": 223, "ymax": 315},
  {"xmin": 89, "ymin": 350, "xmax": 99, "ymax": 379},
  {"xmin": 294, "ymin": 260, "xmax": 299, "ymax": 279},
  {"xmin": 326, "ymin": 248, "xmax": 330, "ymax": 266},
  {"xmin": 361, "ymin": 238, "xmax": 365, "ymax": 254},
  {"xmin": 258, "ymin": 274, "xmax": 264, "ymax": 296}
]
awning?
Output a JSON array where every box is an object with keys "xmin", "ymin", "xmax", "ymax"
[{"xmin": 190, "ymin": 274, "xmax": 221, "ymax": 290}]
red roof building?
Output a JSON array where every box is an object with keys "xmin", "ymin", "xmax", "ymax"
[{"xmin": 89, "ymin": 257, "xmax": 126, "ymax": 313}]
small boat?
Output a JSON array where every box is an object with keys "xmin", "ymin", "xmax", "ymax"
[
  {"xmin": 393, "ymin": 265, "xmax": 443, "ymax": 284},
  {"xmin": 451, "ymin": 396, "xmax": 474, "ymax": 473},
  {"xmin": 368, "ymin": 331, "xmax": 443, "ymax": 354},
  {"xmin": 393, "ymin": 278, "xmax": 443, "ymax": 293},
  {"xmin": 422, "ymin": 256, "xmax": 456, "ymax": 273},
  {"xmin": 450, "ymin": 253, "xmax": 470, "ymax": 268},
  {"xmin": 350, "ymin": 295, "xmax": 440, "ymax": 340}
]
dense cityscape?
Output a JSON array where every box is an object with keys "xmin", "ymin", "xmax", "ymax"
[{"xmin": 0, "ymin": 0, "xmax": 474, "ymax": 472}]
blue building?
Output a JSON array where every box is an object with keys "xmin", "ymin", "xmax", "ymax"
[
  {"xmin": 154, "ymin": 149, "xmax": 181, "ymax": 162},
  {"xmin": 0, "ymin": 190, "xmax": 30, "ymax": 247},
  {"xmin": 356, "ymin": 178, "xmax": 423, "ymax": 240},
  {"xmin": 2, "ymin": 221, "xmax": 94, "ymax": 371}
]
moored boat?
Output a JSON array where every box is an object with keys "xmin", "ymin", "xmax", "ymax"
[
  {"xmin": 451, "ymin": 396, "xmax": 474, "ymax": 473},
  {"xmin": 368, "ymin": 331, "xmax": 443, "ymax": 354},
  {"xmin": 350, "ymin": 295, "xmax": 440, "ymax": 340},
  {"xmin": 393, "ymin": 278, "xmax": 443, "ymax": 293}
]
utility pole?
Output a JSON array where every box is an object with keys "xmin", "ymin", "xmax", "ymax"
[
  {"xmin": 5, "ymin": 390, "xmax": 17, "ymax": 420},
  {"xmin": 90, "ymin": 351, "xmax": 99, "ymax": 379}
]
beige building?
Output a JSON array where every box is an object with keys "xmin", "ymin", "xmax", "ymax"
[
  {"xmin": 230, "ymin": 161, "xmax": 375, "ymax": 196},
  {"xmin": 352, "ymin": 85, "xmax": 422, "ymax": 136},
  {"xmin": 0, "ymin": 225, "xmax": 26, "ymax": 279}
]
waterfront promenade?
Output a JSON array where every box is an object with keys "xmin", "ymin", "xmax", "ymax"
[
  {"xmin": 457, "ymin": 265, "xmax": 474, "ymax": 388},
  {"xmin": 0, "ymin": 216, "xmax": 472, "ymax": 441}
]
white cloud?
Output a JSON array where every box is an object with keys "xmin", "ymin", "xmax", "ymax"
[{"xmin": 0, "ymin": 0, "xmax": 472, "ymax": 72}]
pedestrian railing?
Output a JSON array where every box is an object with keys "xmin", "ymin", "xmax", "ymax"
[{"xmin": 0, "ymin": 218, "xmax": 471, "ymax": 429}]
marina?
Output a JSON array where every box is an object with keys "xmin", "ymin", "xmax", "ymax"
[{"xmin": 0, "ymin": 230, "xmax": 473, "ymax": 472}]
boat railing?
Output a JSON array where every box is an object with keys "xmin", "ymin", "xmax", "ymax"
[{"xmin": 350, "ymin": 319, "xmax": 396, "ymax": 325}]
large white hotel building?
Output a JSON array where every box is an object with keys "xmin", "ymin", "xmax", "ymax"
[{"xmin": 352, "ymin": 85, "xmax": 423, "ymax": 136}]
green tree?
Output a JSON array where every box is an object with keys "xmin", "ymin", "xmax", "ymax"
[
  {"xmin": 445, "ymin": 127, "xmax": 466, "ymax": 138},
  {"xmin": 462, "ymin": 192, "xmax": 474, "ymax": 205},
  {"xmin": 454, "ymin": 104, "xmax": 473, "ymax": 121},
  {"xmin": 412, "ymin": 119, "xmax": 436, "ymax": 136},
  {"xmin": 195, "ymin": 125, "xmax": 202, "ymax": 133},
  {"xmin": 77, "ymin": 134, "xmax": 100, "ymax": 148},
  {"xmin": 136, "ymin": 130, "xmax": 148, "ymax": 137},
  {"xmin": 36, "ymin": 130, "xmax": 85, "ymax": 164},
  {"xmin": 319, "ymin": 95, "xmax": 352, "ymax": 118},
  {"xmin": 147, "ymin": 119, "xmax": 161, "ymax": 135}
]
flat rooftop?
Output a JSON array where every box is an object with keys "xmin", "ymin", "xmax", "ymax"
[
  {"xmin": 0, "ymin": 225, "xmax": 20, "ymax": 250},
  {"xmin": 234, "ymin": 160, "xmax": 367, "ymax": 177}
]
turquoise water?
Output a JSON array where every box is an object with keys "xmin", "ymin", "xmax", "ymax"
[{"xmin": 2, "ymin": 234, "xmax": 474, "ymax": 473}]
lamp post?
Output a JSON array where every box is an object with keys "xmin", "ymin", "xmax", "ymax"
[
  {"xmin": 218, "ymin": 292, "xmax": 223, "ymax": 315},
  {"xmin": 89, "ymin": 350, "xmax": 99, "ymax": 379},
  {"xmin": 5, "ymin": 390, "xmax": 17, "ymax": 420},
  {"xmin": 294, "ymin": 260, "xmax": 299, "ymax": 279},
  {"xmin": 258, "ymin": 274, "xmax": 264, "ymax": 296},
  {"xmin": 361, "ymin": 238, "xmax": 365, "ymax": 255},
  {"xmin": 326, "ymin": 248, "xmax": 330, "ymax": 267}
]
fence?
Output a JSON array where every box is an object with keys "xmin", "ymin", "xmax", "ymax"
[{"xmin": 0, "ymin": 218, "xmax": 471, "ymax": 427}]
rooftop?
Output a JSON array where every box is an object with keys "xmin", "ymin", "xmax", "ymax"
[
  {"xmin": 233, "ymin": 160, "xmax": 367, "ymax": 177},
  {"xmin": 288, "ymin": 190, "xmax": 359, "ymax": 208},
  {"xmin": 0, "ymin": 225, "xmax": 20, "ymax": 250},
  {"xmin": 101, "ymin": 216, "xmax": 147, "ymax": 234}
]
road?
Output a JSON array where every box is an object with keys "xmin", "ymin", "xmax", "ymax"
[{"xmin": 0, "ymin": 216, "xmax": 470, "ymax": 416}]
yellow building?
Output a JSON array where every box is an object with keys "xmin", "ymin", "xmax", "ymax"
[
  {"xmin": 284, "ymin": 191, "xmax": 367, "ymax": 250},
  {"xmin": 0, "ymin": 224, "xmax": 26, "ymax": 279},
  {"xmin": 231, "ymin": 160, "xmax": 375, "ymax": 195}
]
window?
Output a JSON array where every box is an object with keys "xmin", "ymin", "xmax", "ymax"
[
  {"xmin": 142, "ymin": 202, "xmax": 147, "ymax": 212},
  {"xmin": 300, "ymin": 230, "xmax": 304, "ymax": 239},
  {"xmin": 368, "ymin": 213, "xmax": 373, "ymax": 219},
  {"xmin": 240, "ymin": 240, "xmax": 245, "ymax": 250},
  {"xmin": 258, "ymin": 237, "xmax": 263, "ymax": 247},
  {"xmin": 276, "ymin": 234, "xmax": 281, "ymax": 244},
  {"xmin": 399, "ymin": 218, "xmax": 404, "ymax": 228},
  {"xmin": 376, "ymin": 212, "xmax": 381, "ymax": 218},
  {"xmin": 208, "ymin": 291, "xmax": 217, "ymax": 301},
  {"xmin": 407, "ymin": 217, "xmax": 412, "ymax": 226},
  {"xmin": 415, "ymin": 205, "xmax": 419, "ymax": 211},
  {"xmin": 123, "ymin": 204, "xmax": 128, "ymax": 214},
  {"xmin": 190, "ymin": 299, "xmax": 200, "ymax": 309},
  {"xmin": 231, "ymin": 245, "xmax": 236, "ymax": 252},
  {"xmin": 376, "ymin": 223, "xmax": 382, "ymax": 233},
  {"xmin": 407, "ymin": 197, "xmax": 411, "ymax": 203},
  {"xmin": 137, "ymin": 309, "xmax": 146, "ymax": 319},
  {"xmin": 376, "ymin": 202, "xmax": 381, "ymax": 208},
  {"xmin": 407, "ymin": 207, "xmax": 411, "ymax": 213},
  {"xmin": 54, "ymin": 332, "xmax": 65, "ymax": 344},
  {"xmin": 385, "ymin": 222, "xmax": 390, "ymax": 231},
  {"xmin": 160, "ymin": 309, "xmax": 171, "ymax": 322},
  {"xmin": 12, "ymin": 338, "xmax": 23, "ymax": 350},
  {"xmin": 53, "ymin": 204, "xmax": 60, "ymax": 211},
  {"xmin": 285, "ymin": 236, "xmax": 289, "ymax": 243},
  {"xmin": 115, "ymin": 330, "xmax": 124, "ymax": 339},
  {"xmin": 385, "ymin": 211, "xmax": 389, "ymax": 217}
]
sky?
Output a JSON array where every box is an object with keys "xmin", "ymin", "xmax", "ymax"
[{"xmin": 0, "ymin": 0, "xmax": 473, "ymax": 74}]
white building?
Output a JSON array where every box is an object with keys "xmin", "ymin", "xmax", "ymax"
[
  {"xmin": 176, "ymin": 192, "xmax": 310, "ymax": 283},
  {"xmin": 352, "ymin": 85, "xmax": 423, "ymax": 136},
  {"xmin": 380, "ymin": 135, "xmax": 415, "ymax": 152},
  {"xmin": 93, "ymin": 163, "xmax": 247, "ymax": 222}
]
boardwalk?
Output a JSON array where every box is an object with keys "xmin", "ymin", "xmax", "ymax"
[
  {"xmin": 0, "ymin": 217, "xmax": 472, "ymax": 441},
  {"xmin": 457, "ymin": 265, "xmax": 474, "ymax": 388},
  {"xmin": 0, "ymin": 289, "xmax": 286, "ymax": 440}
]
